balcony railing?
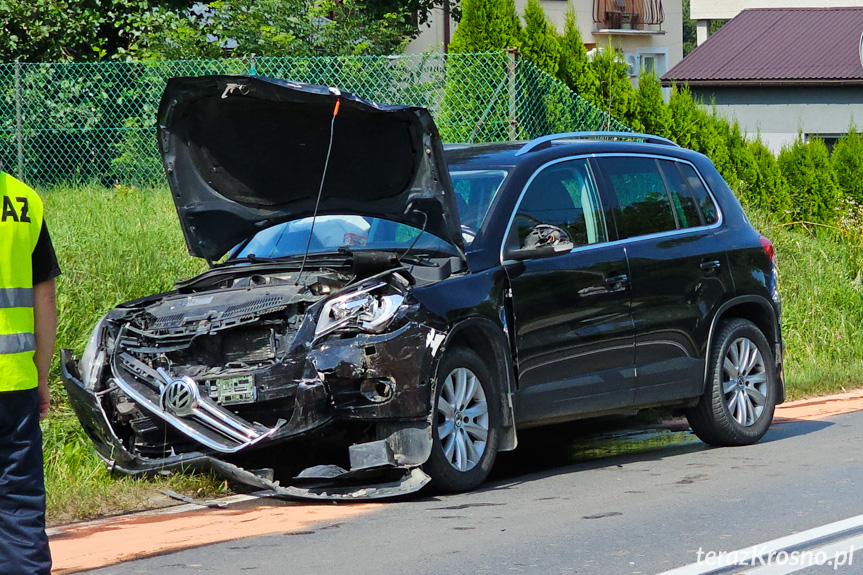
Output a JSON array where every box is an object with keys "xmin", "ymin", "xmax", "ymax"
[{"xmin": 593, "ymin": 0, "xmax": 664, "ymax": 32}]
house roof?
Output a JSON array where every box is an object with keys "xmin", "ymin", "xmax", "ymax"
[{"xmin": 662, "ymin": 7, "xmax": 863, "ymax": 87}]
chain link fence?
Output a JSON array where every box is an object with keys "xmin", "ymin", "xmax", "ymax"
[{"xmin": 0, "ymin": 52, "xmax": 627, "ymax": 187}]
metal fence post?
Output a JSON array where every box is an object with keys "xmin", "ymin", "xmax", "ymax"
[
  {"xmin": 506, "ymin": 49, "xmax": 517, "ymax": 141},
  {"xmin": 14, "ymin": 60, "xmax": 24, "ymax": 181}
]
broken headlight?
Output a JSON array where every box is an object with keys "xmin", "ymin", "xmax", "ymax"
[
  {"xmin": 316, "ymin": 281, "xmax": 405, "ymax": 338},
  {"xmin": 79, "ymin": 316, "xmax": 108, "ymax": 391}
]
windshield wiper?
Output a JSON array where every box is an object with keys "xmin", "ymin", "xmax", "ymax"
[{"xmin": 215, "ymin": 254, "xmax": 288, "ymax": 268}]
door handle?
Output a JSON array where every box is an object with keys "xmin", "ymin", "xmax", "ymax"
[
  {"xmin": 700, "ymin": 260, "xmax": 721, "ymax": 272},
  {"xmin": 604, "ymin": 274, "xmax": 628, "ymax": 285}
]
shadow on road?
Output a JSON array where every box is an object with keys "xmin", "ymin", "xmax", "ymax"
[{"xmin": 479, "ymin": 413, "xmax": 834, "ymax": 491}]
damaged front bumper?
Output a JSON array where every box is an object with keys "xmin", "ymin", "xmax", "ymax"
[{"xmin": 59, "ymin": 322, "xmax": 445, "ymax": 500}]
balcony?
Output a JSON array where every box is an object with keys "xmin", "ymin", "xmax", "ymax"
[{"xmin": 593, "ymin": 0, "xmax": 665, "ymax": 34}]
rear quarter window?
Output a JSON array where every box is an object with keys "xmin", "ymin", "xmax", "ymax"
[{"xmin": 677, "ymin": 163, "xmax": 719, "ymax": 225}]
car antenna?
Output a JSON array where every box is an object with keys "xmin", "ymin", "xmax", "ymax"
[{"xmin": 295, "ymin": 89, "xmax": 341, "ymax": 286}]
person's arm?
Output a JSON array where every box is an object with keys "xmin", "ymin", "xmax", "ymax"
[{"xmin": 33, "ymin": 278, "xmax": 57, "ymax": 420}]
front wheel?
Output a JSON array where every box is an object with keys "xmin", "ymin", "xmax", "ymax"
[
  {"xmin": 424, "ymin": 346, "xmax": 500, "ymax": 492},
  {"xmin": 686, "ymin": 318, "xmax": 778, "ymax": 446}
]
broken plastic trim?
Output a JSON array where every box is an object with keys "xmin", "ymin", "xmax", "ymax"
[{"xmin": 203, "ymin": 458, "xmax": 431, "ymax": 501}]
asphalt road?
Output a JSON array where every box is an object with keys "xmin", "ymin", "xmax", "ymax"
[{"xmin": 80, "ymin": 410, "xmax": 863, "ymax": 575}]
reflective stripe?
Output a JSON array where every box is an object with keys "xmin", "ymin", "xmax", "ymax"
[
  {"xmin": 0, "ymin": 332, "xmax": 36, "ymax": 354},
  {"xmin": 0, "ymin": 287, "xmax": 34, "ymax": 309}
]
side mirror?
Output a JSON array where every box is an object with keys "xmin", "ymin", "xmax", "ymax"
[{"xmin": 505, "ymin": 242, "xmax": 574, "ymax": 262}]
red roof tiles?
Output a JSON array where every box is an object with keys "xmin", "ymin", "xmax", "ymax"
[{"xmin": 662, "ymin": 8, "xmax": 863, "ymax": 86}]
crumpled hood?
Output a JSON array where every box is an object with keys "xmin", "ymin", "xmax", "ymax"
[{"xmin": 157, "ymin": 75, "xmax": 464, "ymax": 262}]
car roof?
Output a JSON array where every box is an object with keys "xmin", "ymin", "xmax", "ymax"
[{"xmin": 445, "ymin": 134, "xmax": 706, "ymax": 170}]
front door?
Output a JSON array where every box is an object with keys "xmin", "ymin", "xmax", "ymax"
[{"xmin": 504, "ymin": 158, "xmax": 635, "ymax": 425}]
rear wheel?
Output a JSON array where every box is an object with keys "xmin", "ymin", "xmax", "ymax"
[
  {"xmin": 425, "ymin": 346, "xmax": 500, "ymax": 492},
  {"xmin": 686, "ymin": 318, "xmax": 778, "ymax": 446}
]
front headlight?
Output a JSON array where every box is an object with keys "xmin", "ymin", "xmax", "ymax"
[
  {"xmin": 79, "ymin": 316, "xmax": 108, "ymax": 391},
  {"xmin": 315, "ymin": 282, "xmax": 405, "ymax": 338}
]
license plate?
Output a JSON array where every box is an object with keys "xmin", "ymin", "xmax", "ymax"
[{"xmin": 208, "ymin": 376, "xmax": 256, "ymax": 405}]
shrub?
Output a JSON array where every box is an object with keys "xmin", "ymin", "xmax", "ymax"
[
  {"xmin": 556, "ymin": 4, "xmax": 598, "ymax": 101},
  {"xmin": 588, "ymin": 43, "xmax": 641, "ymax": 131},
  {"xmin": 520, "ymin": 0, "xmax": 561, "ymax": 77},
  {"xmin": 777, "ymin": 134, "xmax": 841, "ymax": 224},
  {"xmin": 831, "ymin": 123, "xmax": 863, "ymax": 205},
  {"xmin": 746, "ymin": 137, "xmax": 792, "ymax": 220},
  {"xmin": 668, "ymin": 85, "xmax": 699, "ymax": 149},
  {"xmin": 448, "ymin": 0, "xmax": 521, "ymax": 53},
  {"xmin": 635, "ymin": 71, "xmax": 671, "ymax": 138}
]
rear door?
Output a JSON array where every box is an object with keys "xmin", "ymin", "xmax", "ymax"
[
  {"xmin": 504, "ymin": 158, "xmax": 635, "ymax": 424},
  {"xmin": 593, "ymin": 155, "xmax": 733, "ymax": 404}
]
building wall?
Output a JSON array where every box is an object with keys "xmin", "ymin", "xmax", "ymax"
[
  {"xmin": 406, "ymin": 0, "xmax": 683, "ymax": 77},
  {"xmin": 692, "ymin": 85, "xmax": 863, "ymax": 152},
  {"xmin": 690, "ymin": 0, "xmax": 863, "ymax": 22}
]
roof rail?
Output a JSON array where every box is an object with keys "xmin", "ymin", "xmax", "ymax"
[{"xmin": 514, "ymin": 131, "xmax": 680, "ymax": 156}]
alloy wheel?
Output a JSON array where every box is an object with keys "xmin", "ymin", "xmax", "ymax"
[
  {"xmin": 722, "ymin": 337, "xmax": 768, "ymax": 427},
  {"xmin": 436, "ymin": 367, "xmax": 489, "ymax": 472}
]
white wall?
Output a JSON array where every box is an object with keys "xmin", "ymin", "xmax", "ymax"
[{"xmin": 690, "ymin": 0, "xmax": 863, "ymax": 21}]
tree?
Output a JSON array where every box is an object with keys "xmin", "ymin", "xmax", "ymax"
[
  {"xmin": 635, "ymin": 70, "xmax": 671, "ymax": 138},
  {"xmin": 520, "ymin": 0, "xmax": 560, "ymax": 77},
  {"xmin": 831, "ymin": 123, "xmax": 863, "ymax": 205},
  {"xmin": 668, "ymin": 84, "xmax": 699, "ymax": 149},
  {"xmin": 0, "ymin": 0, "xmax": 429, "ymax": 62},
  {"xmin": 447, "ymin": 0, "xmax": 520, "ymax": 53},
  {"xmin": 556, "ymin": 3, "xmax": 598, "ymax": 101},
  {"xmin": 366, "ymin": 0, "xmax": 461, "ymax": 26},
  {"xmin": 588, "ymin": 43, "xmax": 641, "ymax": 130},
  {"xmin": 747, "ymin": 137, "xmax": 792, "ymax": 220},
  {"xmin": 778, "ymin": 133, "xmax": 841, "ymax": 224},
  {"xmin": 439, "ymin": 0, "xmax": 520, "ymax": 142},
  {"xmin": 0, "ymin": 0, "xmax": 190, "ymax": 61},
  {"xmin": 127, "ymin": 0, "xmax": 413, "ymax": 59}
]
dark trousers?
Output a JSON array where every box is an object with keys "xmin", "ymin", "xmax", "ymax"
[{"xmin": 0, "ymin": 388, "xmax": 51, "ymax": 575}]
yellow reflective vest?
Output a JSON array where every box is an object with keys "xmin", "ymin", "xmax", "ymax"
[{"xmin": 0, "ymin": 172, "xmax": 43, "ymax": 392}]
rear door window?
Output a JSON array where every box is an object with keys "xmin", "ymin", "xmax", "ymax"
[{"xmin": 597, "ymin": 156, "xmax": 677, "ymax": 239}]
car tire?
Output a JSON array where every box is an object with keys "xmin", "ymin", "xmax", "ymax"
[
  {"xmin": 686, "ymin": 318, "xmax": 778, "ymax": 446},
  {"xmin": 425, "ymin": 346, "xmax": 500, "ymax": 493}
]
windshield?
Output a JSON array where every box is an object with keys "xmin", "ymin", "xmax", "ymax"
[
  {"xmin": 234, "ymin": 215, "xmax": 458, "ymax": 260},
  {"xmin": 450, "ymin": 170, "xmax": 508, "ymax": 243}
]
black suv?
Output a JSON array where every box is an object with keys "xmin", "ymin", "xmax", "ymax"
[{"xmin": 61, "ymin": 76, "xmax": 783, "ymax": 498}]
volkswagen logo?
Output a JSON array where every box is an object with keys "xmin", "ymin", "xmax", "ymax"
[{"xmin": 161, "ymin": 377, "xmax": 199, "ymax": 416}]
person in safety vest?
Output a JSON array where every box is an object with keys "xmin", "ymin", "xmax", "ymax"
[{"xmin": 0, "ymin": 171, "xmax": 60, "ymax": 575}]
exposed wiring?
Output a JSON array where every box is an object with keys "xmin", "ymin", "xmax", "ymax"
[{"xmin": 295, "ymin": 93, "xmax": 341, "ymax": 285}]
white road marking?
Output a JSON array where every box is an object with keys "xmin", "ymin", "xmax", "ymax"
[{"xmin": 656, "ymin": 513, "xmax": 863, "ymax": 575}]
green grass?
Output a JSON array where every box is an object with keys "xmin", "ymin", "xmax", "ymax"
[
  {"xmin": 36, "ymin": 184, "xmax": 863, "ymax": 523},
  {"xmin": 41, "ymin": 183, "xmax": 223, "ymax": 526},
  {"xmin": 749, "ymin": 207, "xmax": 863, "ymax": 398}
]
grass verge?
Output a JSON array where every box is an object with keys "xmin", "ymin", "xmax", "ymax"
[
  {"xmin": 749, "ymin": 206, "xmax": 863, "ymax": 398},
  {"xmin": 42, "ymin": 183, "xmax": 225, "ymax": 526}
]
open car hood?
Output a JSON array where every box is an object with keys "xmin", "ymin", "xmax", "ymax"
[{"xmin": 157, "ymin": 75, "xmax": 464, "ymax": 262}]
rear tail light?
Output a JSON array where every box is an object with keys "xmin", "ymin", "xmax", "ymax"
[{"xmin": 759, "ymin": 235, "xmax": 775, "ymax": 264}]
